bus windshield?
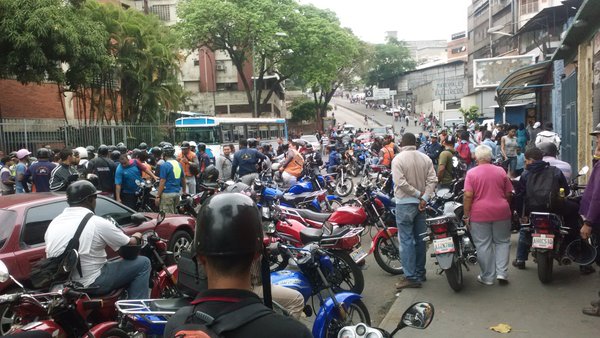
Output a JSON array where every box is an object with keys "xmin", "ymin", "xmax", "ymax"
[{"xmin": 175, "ymin": 127, "xmax": 219, "ymax": 144}]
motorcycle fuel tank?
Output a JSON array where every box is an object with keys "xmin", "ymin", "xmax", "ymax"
[
  {"xmin": 271, "ymin": 270, "xmax": 312, "ymax": 301},
  {"xmin": 287, "ymin": 181, "xmax": 314, "ymax": 194},
  {"xmin": 328, "ymin": 206, "xmax": 367, "ymax": 225}
]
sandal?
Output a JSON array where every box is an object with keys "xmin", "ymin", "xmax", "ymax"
[{"xmin": 582, "ymin": 305, "xmax": 600, "ymax": 317}]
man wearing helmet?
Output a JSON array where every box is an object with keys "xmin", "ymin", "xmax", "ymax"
[
  {"xmin": 538, "ymin": 142, "xmax": 572, "ymax": 180},
  {"xmin": 24, "ymin": 148, "xmax": 56, "ymax": 192},
  {"xmin": 87, "ymin": 145, "xmax": 117, "ymax": 196},
  {"xmin": 164, "ymin": 193, "xmax": 311, "ymax": 337},
  {"xmin": 45, "ymin": 180, "xmax": 150, "ymax": 299},
  {"xmin": 115, "ymin": 153, "xmax": 158, "ymax": 210},
  {"xmin": 155, "ymin": 144, "xmax": 186, "ymax": 214}
]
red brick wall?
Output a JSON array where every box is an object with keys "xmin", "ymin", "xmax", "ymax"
[{"xmin": 0, "ymin": 80, "xmax": 65, "ymax": 119}]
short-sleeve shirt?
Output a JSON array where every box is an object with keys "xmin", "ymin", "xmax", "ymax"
[
  {"xmin": 45, "ymin": 207, "xmax": 130, "ymax": 287},
  {"xmin": 437, "ymin": 150, "xmax": 455, "ymax": 185},
  {"xmin": 15, "ymin": 163, "xmax": 26, "ymax": 193},
  {"xmin": 115, "ymin": 160, "xmax": 144, "ymax": 194},
  {"xmin": 160, "ymin": 160, "xmax": 183, "ymax": 193},
  {"xmin": 464, "ymin": 163, "xmax": 512, "ymax": 222}
]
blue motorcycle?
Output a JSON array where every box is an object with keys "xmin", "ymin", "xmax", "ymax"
[{"xmin": 271, "ymin": 243, "xmax": 371, "ymax": 338}]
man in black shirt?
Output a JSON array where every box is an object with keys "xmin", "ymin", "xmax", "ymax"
[
  {"xmin": 86, "ymin": 145, "xmax": 117, "ymax": 196},
  {"xmin": 163, "ymin": 193, "xmax": 312, "ymax": 338}
]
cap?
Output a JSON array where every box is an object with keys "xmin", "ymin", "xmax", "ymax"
[
  {"xmin": 590, "ymin": 123, "xmax": 600, "ymax": 136},
  {"xmin": 189, "ymin": 141, "xmax": 197, "ymax": 147},
  {"xmin": 533, "ymin": 121, "xmax": 541, "ymax": 129},
  {"xmin": 16, "ymin": 149, "xmax": 31, "ymax": 160}
]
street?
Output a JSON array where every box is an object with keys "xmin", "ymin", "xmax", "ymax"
[{"xmin": 328, "ymin": 100, "xmax": 600, "ymax": 337}]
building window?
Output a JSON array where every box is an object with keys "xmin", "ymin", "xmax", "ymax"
[
  {"xmin": 151, "ymin": 5, "xmax": 171, "ymax": 22},
  {"xmin": 451, "ymin": 46, "xmax": 466, "ymax": 54},
  {"xmin": 216, "ymin": 83, "xmax": 238, "ymax": 91},
  {"xmin": 520, "ymin": 0, "xmax": 538, "ymax": 15}
]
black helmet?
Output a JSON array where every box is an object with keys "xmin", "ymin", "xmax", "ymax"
[
  {"xmin": 138, "ymin": 142, "xmax": 148, "ymax": 150},
  {"xmin": 86, "ymin": 145, "xmax": 95, "ymax": 153},
  {"xmin": 194, "ymin": 193, "xmax": 263, "ymax": 256},
  {"xmin": 537, "ymin": 142, "xmax": 558, "ymax": 157},
  {"xmin": 201, "ymin": 165, "xmax": 219, "ymax": 184},
  {"xmin": 158, "ymin": 141, "xmax": 167, "ymax": 148},
  {"xmin": 150, "ymin": 146, "xmax": 162, "ymax": 156},
  {"xmin": 117, "ymin": 144, "xmax": 127, "ymax": 154},
  {"xmin": 98, "ymin": 145, "xmax": 109, "ymax": 156},
  {"xmin": 36, "ymin": 148, "xmax": 51, "ymax": 159},
  {"xmin": 111, "ymin": 150, "xmax": 121, "ymax": 162},
  {"xmin": 131, "ymin": 148, "xmax": 141, "ymax": 159},
  {"xmin": 181, "ymin": 141, "xmax": 190, "ymax": 149},
  {"xmin": 107, "ymin": 145, "xmax": 116, "ymax": 153},
  {"xmin": 197, "ymin": 142, "xmax": 207, "ymax": 152},
  {"xmin": 162, "ymin": 143, "xmax": 175, "ymax": 157},
  {"xmin": 247, "ymin": 138, "xmax": 258, "ymax": 148},
  {"xmin": 66, "ymin": 180, "xmax": 99, "ymax": 205},
  {"xmin": 86, "ymin": 173, "xmax": 100, "ymax": 188}
]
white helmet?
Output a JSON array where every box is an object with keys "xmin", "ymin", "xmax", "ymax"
[
  {"xmin": 75, "ymin": 146, "xmax": 88, "ymax": 159},
  {"xmin": 189, "ymin": 141, "xmax": 197, "ymax": 148}
]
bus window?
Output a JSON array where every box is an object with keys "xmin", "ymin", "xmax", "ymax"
[
  {"xmin": 233, "ymin": 125, "xmax": 244, "ymax": 141},
  {"xmin": 247, "ymin": 125, "xmax": 258, "ymax": 139}
]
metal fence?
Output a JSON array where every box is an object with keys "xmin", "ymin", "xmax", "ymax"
[{"xmin": 0, "ymin": 119, "xmax": 177, "ymax": 152}]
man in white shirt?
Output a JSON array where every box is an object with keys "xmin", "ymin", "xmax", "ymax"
[
  {"xmin": 535, "ymin": 122, "xmax": 561, "ymax": 149},
  {"xmin": 45, "ymin": 180, "xmax": 150, "ymax": 299}
]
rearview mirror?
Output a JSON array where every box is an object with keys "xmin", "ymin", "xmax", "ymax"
[
  {"xmin": 0, "ymin": 260, "xmax": 9, "ymax": 283},
  {"xmin": 398, "ymin": 302, "xmax": 435, "ymax": 330},
  {"xmin": 156, "ymin": 210, "xmax": 166, "ymax": 226},
  {"xmin": 579, "ymin": 166, "xmax": 589, "ymax": 176},
  {"xmin": 131, "ymin": 213, "xmax": 146, "ymax": 226}
]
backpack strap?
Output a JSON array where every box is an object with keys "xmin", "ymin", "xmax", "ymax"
[
  {"xmin": 64, "ymin": 212, "xmax": 94, "ymax": 277},
  {"xmin": 187, "ymin": 301, "xmax": 273, "ymax": 336}
]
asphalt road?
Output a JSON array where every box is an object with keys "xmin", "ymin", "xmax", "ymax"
[{"xmin": 328, "ymin": 100, "xmax": 600, "ymax": 337}]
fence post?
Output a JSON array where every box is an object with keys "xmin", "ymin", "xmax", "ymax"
[
  {"xmin": 123, "ymin": 126, "xmax": 127, "ymax": 148},
  {"xmin": 64, "ymin": 122, "xmax": 68, "ymax": 147},
  {"xmin": 99, "ymin": 125, "xmax": 103, "ymax": 145},
  {"xmin": 150, "ymin": 126, "xmax": 153, "ymax": 145},
  {"xmin": 23, "ymin": 120, "xmax": 28, "ymax": 148}
]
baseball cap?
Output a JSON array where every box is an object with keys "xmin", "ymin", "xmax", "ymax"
[
  {"xmin": 16, "ymin": 149, "xmax": 31, "ymax": 160},
  {"xmin": 590, "ymin": 123, "xmax": 600, "ymax": 136}
]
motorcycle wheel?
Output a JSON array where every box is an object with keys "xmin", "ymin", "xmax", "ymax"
[
  {"xmin": 166, "ymin": 230, "xmax": 193, "ymax": 265},
  {"xmin": 445, "ymin": 258, "xmax": 464, "ymax": 292},
  {"xmin": 537, "ymin": 251, "xmax": 554, "ymax": 284},
  {"xmin": 324, "ymin": 299, "xmax": 371, "ymax": 338},
  {"xmin": 350, "ymin": 165, "xmax": 359, "ymax": 177},
  {"xmin": 0, "ymin": 294, "xmax": 16, "ymax": 336},
  {"xmin": 335, "ymin": 178, "xmax": 354, "ymax": 197},
  {"xmin": 100, "ymin": 328, "xmax": 130, "ymax": 338},
  {"xmin": 327, "ymin": 251, "xmax": 365, "ymax": 294},
  {"xmin": 373, "ymin": 236, "xmax": 403, "ymax": 275}
]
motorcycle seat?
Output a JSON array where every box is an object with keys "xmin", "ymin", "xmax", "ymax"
[
  {"xmin": 300, "ymin": 226, "xmax": 347, "ymax": 243},
  {"xmin": 281, "ymin": 191, "xmax": 317, "ymax": 202},
  {"xmin": 150, "ymin": 297, "xmax": 191, "ymax": 312},
  {"xmin": 294, "ymin": 208, "xmax": 331, "ymax": 222}
]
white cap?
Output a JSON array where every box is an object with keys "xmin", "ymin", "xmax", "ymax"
[
  {"xmin": 533, "ymin": 122, "xmax": 541, "ymax": 129},
  {"xmin": 189, "ymin": 141, "xmax": 197, "ymax": 147}
]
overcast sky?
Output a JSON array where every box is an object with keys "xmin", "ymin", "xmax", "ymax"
[{"xmin": 300, "ymin": 0, "xmax": 472, "ymax": 43}]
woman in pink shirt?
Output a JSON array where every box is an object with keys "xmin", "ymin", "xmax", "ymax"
[{"xmin": 463, "ymin": 145, "xmax": 513, "ymax": 285}]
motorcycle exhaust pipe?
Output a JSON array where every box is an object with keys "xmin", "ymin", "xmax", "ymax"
[
  {"xmin": 466, "ymin": 254, "xmax": 478, "ymax": 265},
  {"xmin": 560, "ymin": 256, "xmax": 572, "ymax": 265}
]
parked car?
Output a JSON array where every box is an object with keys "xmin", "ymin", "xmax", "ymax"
[
  {"xmin": 300, "ymin": 134, "xmax": 321, "ymax": 151},
  {"xmin": 342, "ymin": 124, "xmax": 357, "ymax": 135},
  {"xmin": 0, "ymin": 193, "xmax": 195, "ymax": 332},
  {"xmin": 370, "ymin": 126, "xmax": 393, "ymax": 138},
  {"xmin": 385, "ymin": 108, "xmax": 400, "ymax": 116}
]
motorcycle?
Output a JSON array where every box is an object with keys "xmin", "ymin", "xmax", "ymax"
[
  {"xmin": 135, "ymin": 179, "xmax": 158, "ymax": 212},
  {"xmin": 329, "ymin": 163, "xmax": 354, "ymax": 197},
  {"xmin": 253, "ymin": 177, "xmax": 340, "ymax": 215},
  {"xmin": 338, "ymin": 302, "xmax": 434, "ymax": 338},
  {"xmin": 422, "ymin": 199, "xmax": 476, "ymax": 292}
]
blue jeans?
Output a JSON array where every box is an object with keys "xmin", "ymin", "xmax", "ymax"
[
  {"xmin": 395, "ymin": 203, "xmax": 427, "ymax": 282},
  {"xmin": 89, "ymin": 256, "xmax": 151, "ymax": 299},
  {"xmin": 516, "ymin": 229, "xmax": 531, "ymax": 261}
]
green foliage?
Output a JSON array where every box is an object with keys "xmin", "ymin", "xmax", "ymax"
[
  {"xmin": 459, "ymin": 105, "xmax": 481, "ymax": 122},
  {"xmin": 289, "ymin": 97, "xmax": 316, "ymax": 122},
  {"xmin": 365, "ymin": 37, "xmax": 416, "ymax": 89}
]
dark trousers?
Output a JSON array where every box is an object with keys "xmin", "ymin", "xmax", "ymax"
[{"xmin": 121, "ymin": 192, "xmax": 138, "ymax": 210}]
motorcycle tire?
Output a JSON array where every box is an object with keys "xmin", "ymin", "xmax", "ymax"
[
  {"xmin": 327, "ymin": 251, "xmax": 365, "ymax": 294},
  {"xmin": 100, "ymin": 328, "xmax": 130, "ymax": 338},
  {"xmin": 335, "ymin": 178, "xmax": 354, "ymax": 197},
  {"xmin": 324, "ymin": 299, "xmax": 371, "ymax": 338},
  {"xmin": 445, "ymin": 258, "xmax": 464, "ymax": 292},
  {"xmin": 537, "ymin": 251, "xmax": 554, "ymax": 284},
  {"xmin": 0, "ymin": 289, "xmax": 17, "ymax": 336},
  {"xmin": 373, "ymin": 236, "xmax": 403, "ymax": 275},
  {"xmin": 351, "ymin": 165, "xmax": 359, "ymax": 177}
]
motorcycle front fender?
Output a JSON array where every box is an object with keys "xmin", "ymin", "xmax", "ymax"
[
  {"xmin": 326, "ymin": 195, "xmax": 341, "ymax": 201},
  {"xmin": 368, "ymin": 227, "xmax": 398, "ymax": 255},
  {"xmin": 313, "ymin": 292, "xmax": 363, "ymax": 338},
  {"xmin": 84, "ymin": 321, "xmax": 119, "ymax": 338},
  {"xmin": 151, "ymin": 264, "xmax": 178, "ymax": 298},
  {"xmin": 436, "ymin": 252, "xmax": 455, "ymax": 270}
]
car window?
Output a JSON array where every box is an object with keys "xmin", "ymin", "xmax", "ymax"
[
  {"xmin": 95, "ymin": 197, "xmax": 133, "ymax": 227},
  {"xmin": 0, "ymin": 209, "xmax": 17, "ymax": 249},
  {"xmin": 23, "ymin": 201, "xmax": 68, "ymax": 246}
]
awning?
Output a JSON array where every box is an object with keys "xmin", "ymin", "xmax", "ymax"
[
  {"xmin": 489, "ymin": 101, "xmax": 534, "ymax": 109},
  {"xmin": 495, "ymin": 61, "xmax": 552, "ymax": 107}
]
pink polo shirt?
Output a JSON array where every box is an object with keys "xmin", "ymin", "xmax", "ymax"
[{"xmin": 464, "ymin": 163, "xmax": 512, "ymax": 222}]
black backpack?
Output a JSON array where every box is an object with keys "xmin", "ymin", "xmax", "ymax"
[
  {"xmin": 525, "ymin": 164, "xmax": 562, "ymax": 212},
  {"xmin": 171, "ymin": 300, "xmax": 273, "ymax": 338},
  {"xmin": 30, "ymin": 213, "xmax": 93, "ymax": 289}
]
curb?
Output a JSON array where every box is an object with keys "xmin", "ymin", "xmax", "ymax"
[{"xmin": 334, "ymin": 102, "xmax": 384, "ymax": 127}]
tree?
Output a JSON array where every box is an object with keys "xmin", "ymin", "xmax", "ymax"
[
  {"xmin": 289, "ymin": 97, "xmax": 316, "ymax": 122},
  {"xmin": 459, "ymin": 105, "xmax": 481, "ymax": 122},
  {"xmin": 177, "ymin": 0, "xmax": 300, "ymax": 117},
  {"xmin": 365, "ymin": 37, "xmax": 416, "ymax": 89}
]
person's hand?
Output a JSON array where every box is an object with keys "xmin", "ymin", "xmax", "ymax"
[
  {"xmin": 581, "ymin": 223, "xmax": 592, "ymax": 240},
  {"xmin": 279, "ymin": 167, "xmax": 284, "ymax": 172},
  {"xmin": 463, "ymin": 217, "xmax": 471, "ymax": 230},
  {"xmin": 154, "ymin": 197, "xmax": 161, "ymax": 207},
  {"xmin": 418, "ymin": 199, "xmax": 427, "ymax": 212}
]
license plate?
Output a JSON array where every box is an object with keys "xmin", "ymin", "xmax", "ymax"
[
  {"xmin": 433, "ymin": 237, "xmax": 455, "ymax": 254},
  {"xmin": 532, "ymin": 234, "xmax": 554, "ymax": 249},
  {"xmin": 350, "ymin": 247, "xmax": 368, "ymax": 263}
]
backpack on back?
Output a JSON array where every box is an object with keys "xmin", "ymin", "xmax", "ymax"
[
  {"xmin": 456, "ymin": 142, "xmax": 472, "ymax": 165},
  {"xmin": 525, "ymin": 165, "xmax": 562, "ymax": 212},
  {"xmin": 171, "ymin": 301, "xmax": 273, "ymax": 338}
]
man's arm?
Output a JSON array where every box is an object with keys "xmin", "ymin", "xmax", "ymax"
[
  {"xmin": 49, "ymin": 167, "xmax": 66, "ymax": 192},
  {"xmin": 231, "ymin": 153, "xmax": 239, "ymax": 179},
  {"xmin": 155, "ymin": 178, "xmax": 167, "ymax": 208},
  {"xmin": 424, "ymin": 159, "xmax": 438, "ymax": 200}
]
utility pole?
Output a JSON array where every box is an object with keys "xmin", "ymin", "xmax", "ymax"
[{"xmin": 143, "ymin": 0, "xmax": 149, "ymax": 14}]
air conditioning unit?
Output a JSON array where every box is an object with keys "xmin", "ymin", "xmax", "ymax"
[{"xmin": 216, "ymin": 64, "xmax": 225, "ymax": 71}]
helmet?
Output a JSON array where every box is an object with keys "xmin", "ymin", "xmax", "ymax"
[
  {"xmin": 150, "ymin": 146, "xmax": 162, "ymax": 156},
  {"xmin": 66, "ymin": 180, "xmax": 99, "ymax": 205},
  {"xmin": 247, "ymin": 138, "xmax": 258, "ymax": 148},
  {"xmin": 36, "ymin": 148, "xmax": 51, "ymax": 159},
  {"xmin": 111, "ymin": 150, "xmax": 121, "ymax": 161},
  {"xmin": 86, "ymin": 173, "xmax": 100, "ymax": 188},
  {"xmin": 117, "ymin": 144, "xmax": 127, "ymax": 154},
  {"xmin": 181, "ymin": 141, "xmax": 190, "ymax": 149},
  {"xmin": 86, "ymin": 145, "xmax": 95, "ymax": 153},
  {"xmin": 75, "ymin": 147, "xmax": 88, "ymax": 159},
  {"xmin": 189, "ymin": 141, "xmax": 197, "ymax": 148},
  {"xmin": 565, "ymin": 239, "xmax": 597, "ymax": 265},
  {"xmin": 158, "ymin": 141, "xmax": 167, "ymax": 148},
  {"xmin": 131, "ymin": 148, "xmax": 141, "ymax": 159},
  {"xmin": 162, "ymin": 143, "xmax": 175, "ymax": 157},
  {"xmin": 107, "ymin": 145, "xmax": 116, "ymax": 153},
  {"xmin": 201, "ymin": 165, "xmax": 219, "ymax": 184},
  {"xmin": 537, "ymin": 142, "xmax": 558, "ymax": 157},
  {"xmin": 197, "ymin": 142, "xmax": 206, "ymax": 152},
  {"xmin": 194, "ymin": 193, "xmax": 263, "ymax": 256},
  {"xmin": 16, "ymin": 149, "xmax": 31, "ymax": 160},
  {"xmin": 138, "ymin": 142, "xmax": 148, "ymax": 150},
  {"xmin": 98, "ymin": 145, "xmax": 109, "ymax": 156}
]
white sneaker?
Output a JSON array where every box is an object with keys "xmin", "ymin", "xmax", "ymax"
[{"xmin": 477, "ymin": 275, "xmax": 493, "ymax": 285}]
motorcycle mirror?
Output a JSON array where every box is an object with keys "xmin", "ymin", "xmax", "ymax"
[
  {"xmin": 394, "ymin": 302, "xmax": 435, "ymax": 333},
  {"xmin": 0, "ymin": 260, "xmax": 9, "ymax": 283},
  {"xmin": 579, "ymin": 166, "xmax": 589, "ymax": 176},
  {"xmin": 156, "ymin": 210, "xmax": 166, "ymax": 226},
  {"xmin": 131, "ymin": 213, "xmax": 147, "ymax": 226}
]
